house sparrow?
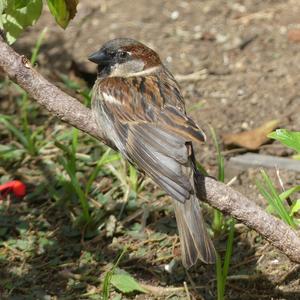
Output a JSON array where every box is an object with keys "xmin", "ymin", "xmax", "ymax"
[{"xmin": 88, "ymin": 38, "xmax": 216, "ymax": 268}]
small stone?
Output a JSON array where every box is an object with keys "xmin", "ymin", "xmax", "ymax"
[
  {"xmin": 105, "ymin": 215, "xmax": 117, "ymax": 237},
  {"xmin": 202, "ymin": 31, "xmax": 216, "ymax": 41},
  {"xmin": 166, "ymin": 56, "xmax": 173, "ymax": 63},
  {"xmin": 216, "ymin": 33, "xmax": 228, "ymax": 44},
  {"xmin": 237, "ymin": 89, "xmax": 245, "ymax": 96},
  {"xmin": 171, "ymin": 11, "xmax": 179, "ymax": 20},
  {"xmin": 241, "ymin": 122, "xmax": 249, "ymax": 129},
  {"xmin": 230, "ymin": 3, "xmax": 246, "ymax": 13},
  {"xmin": 194, "ymin": 25, "xmax": 202, "ymax": 32},
  {"xmin": 221, "ymin": 98, "xmax": 227, "ymax": 105}
]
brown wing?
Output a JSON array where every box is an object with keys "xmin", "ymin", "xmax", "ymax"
[
  {"xmin": 98, "ymin": 75, "xmax": 206, "ymax": 143},
  {"xmin": 96, "ymin": 74, "xmax": 205, "ymax": 202}
]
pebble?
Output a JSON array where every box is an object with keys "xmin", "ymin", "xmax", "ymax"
[
  {"xmin": 171, "ymin": 11, "xmax": 179, "ymax": 20},
  {"xmin": 241, "ymin": 122, "xmax": 249, "ymax": 129}
]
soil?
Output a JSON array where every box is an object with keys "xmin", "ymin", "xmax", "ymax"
[{"xmin": 5, "ymin": 0, "xmax": 300, "ymax": 299}]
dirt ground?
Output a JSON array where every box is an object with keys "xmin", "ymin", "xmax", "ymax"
[{"xmin": 4, "ymin": 0, "xmax": 300, "ymax": 299}]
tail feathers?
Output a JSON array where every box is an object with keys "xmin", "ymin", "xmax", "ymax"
[{"xmin": 173, "ymin": 195, "xmax": 216, "ymax": 268}]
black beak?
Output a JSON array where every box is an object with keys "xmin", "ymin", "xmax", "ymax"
[{"xmin": 88, "ymin": 50, "xmax": 110, "ymax": 65}]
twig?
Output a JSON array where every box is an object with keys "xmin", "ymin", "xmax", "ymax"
[
  {"xmin": 1, "ymin": 35, "xmax": 300, "ymax": 263},
  {"xmin": 276, "ymin": 167, "xmax": 292, "ymax": 206},
  {"xmin": 140, "ymin": 284, "xmax": 185, "ymax": 296},
  {"xmin": 183, "ymin": 281, "xmax": 191, "ymax": 300},
  {"xmin": 175, "ymin": 69, "xmax": 207, "ymax": 82}
]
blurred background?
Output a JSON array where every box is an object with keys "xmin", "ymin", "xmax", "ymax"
[{"xmin": 1, "ymin": 0, "xmax": 300, "ymax": 299}]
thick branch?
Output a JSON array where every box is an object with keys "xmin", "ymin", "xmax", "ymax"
[{"xmin": 1, "ymin": 36, "xmax": 300, "ymax": 263}]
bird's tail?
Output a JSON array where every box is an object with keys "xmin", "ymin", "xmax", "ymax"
[{"xmin": 173, "ymin": 190, "xmax": 216, "ymax": 268}]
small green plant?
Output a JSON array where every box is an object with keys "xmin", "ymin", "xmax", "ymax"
[
  {"xmin": 210, "ymin": 126, "xmax": 235, "ymax": 300},
  {"xmin": 107, "ymin": 157, "xmax": 146, "ymax": 219},
  {"xmin": 102, "ymin": 248, "xmax": 127, "ymax": 299},
  {"xmin": 59, "ymin": 73, "xmax": 92, "ymax": 107},
  {"xmin": 210, "ymin": 126, "xmax": 225, "ymax": 233},
  {"xmin": 55, "ymin": 134, "xmax": 121, "ymax": 226},
  {"xmin": 56, "ymin": 131, "xmax": 91, "ymax": 223},
  {"xmin": 19, "ymin": 27, "xmax": 48, "ymax": 156},
  {"xmin": 268, "ymin": 129, "xmax": 300, "ymax": 159},
  {"xmin": 257, "ymin": 129, "xmax": 300, "ymax": 227},
  {"xmin": 0, "ymin": 28, "xmax": 47, "ymax": 157},
  {"xmin": 102, "ymin": 247, "xmax": 146, "ymax": 299},
  {"xmin": 216, "ymin": 219, "xmax": 235, "ymax": 300},
  {"xmin": 256, "ymin": 170, "xmax": 298, "ymax": 228}
]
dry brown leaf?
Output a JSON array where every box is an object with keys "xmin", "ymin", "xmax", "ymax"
[
  {"xmin": 288, "ymin": 29, "xmax": 300, "ymax": 43},
  {"xmin": 66, "ymin": 0, "xmax": 79, "ymax": 20},
  {"xmin": 223, "ymin": 120, "xmax": 280, "ymax": 150}
]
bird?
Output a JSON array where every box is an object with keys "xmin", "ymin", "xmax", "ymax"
[{"xmin": 88, "ymin": 38, "xmax": 216, "ymax": 268}]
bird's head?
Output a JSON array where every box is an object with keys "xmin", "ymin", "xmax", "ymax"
[{"xmin": 88, "ymin": 38, "xmax": 161, "ymax": 78}]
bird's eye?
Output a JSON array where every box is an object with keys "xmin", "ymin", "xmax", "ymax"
[{"xmin": 118, "ymin": 51, "xmax": 128, "ymax": 59}]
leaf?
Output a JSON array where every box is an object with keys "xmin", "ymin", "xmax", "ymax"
[
  {"xmin": 256, "ymin": 169, "xmax": 296, "ymax": 228},
  {"xmin": 0, "ymin": 0, "xmax": 7, "ymax": 28},
  {"xmin": 13, "ymin": 0, "xmax": 28, "ymax": 9},
  {"xmin": 111, "ymin": 274, "xmax": 147, "ymax": 294},
  {"xmin": 2, "ymin": 0, "xmax": 43, "ymax": 44},
  {"xmin": 223, "ymin": 120, "xmax": 280, "ymax": 150},
  {"xmin": 46, "ymin": 0, "xmax": 78, "ymax": 29},
  {"xmin": 290, "ymin": 199, "xmax": 300, "ymax": 216},
  {"xmin": 129, "ymin": 165, "xmax": 138, "ymax": 192},
  {"xmin": 288, "ymin": 29, "xmax": 300, "ymax": 43},
  {"xmin": 65, "ymin": 0, "xmax": 78, "ymax": 20},
  {"xmin": 268, "ymin": 129, "xmax": 300, "ymax": 153},
  {"xmin": 279, "ymin": 185, "xmax": 300, "ymax": 201},
  {"xmin": 14, "ymin": 239, "xmax": 32, "ymax": 251}
]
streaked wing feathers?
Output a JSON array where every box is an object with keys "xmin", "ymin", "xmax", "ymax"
[
  {"xmin": 99, "ymin": 75, "xmax": 206, "ymax": 144},
  {"xmin": 126, "ymin": 123, "xmax": 192, "ymax": 202}
]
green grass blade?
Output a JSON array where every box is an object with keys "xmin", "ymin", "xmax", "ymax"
[
  {"xmin": 210, "ymin": 126, "xmax": 224, "ymax": 182},
  {"xmin": 216, "ymin": 253, "xmax": 224, "ymax": 300},
  {"xmin": 59, "ymin": 157, "xmax": 90, "ymax": 222},
  {"xmin": 222, "ymin": 219, "xmax": 235, "ymax": 293},
  {"xmin": 55, "ymin": 140, "xmax": 72, "ymax": 155},
  {"xmin": 102, "ymin": 247, "xmax": 127, "ymax": 300},
  {"xmin": 290, "ymin": 199, "xmax": 300, "ymax": 216},
  {"xmin": 279, "ymin": 185, "xmax": 300, "ymax": 201},
  {"xmin": 71, "ymin": 128, "xmax": 78, "ymax": 155},
  {"xmin": 257, "ymin": 170, "xmax": 296, "ymax": 228},
  {"xmin": 210, "ymin": 126, "xmax": 225, "ymax": 232},
  {"xmin": 0, "ymin": 116, "xmax": 28, "ymax": 148},
  {"xmin": 30, "ymin": 27, "xmax": 48, "ymax": 65},
  {"xmin": 213, "ymin": 210, "xmax": 223, "ymax": 233},
  {"xmin": 85, "ymin": 149, "xmax": 121, "ymax": 195},
  {"xmin": 70, "ymin": 128, "xmax": 78, "ymax": 174},
  {"xmin": 129, "ymin": 164, "xmax": 138, "ymax": 193},
  {"xmin": 216, "ymin": 219, "xmax": 235, "ymax": 300},
  {"xmin": 261, "ymin": 170, "xmax": 294, "ymax": 226}
]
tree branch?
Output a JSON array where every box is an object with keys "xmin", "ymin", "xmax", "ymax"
[{"xmin": 1, "ymin": 36, "xmax": 300, "ymax": 263}]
